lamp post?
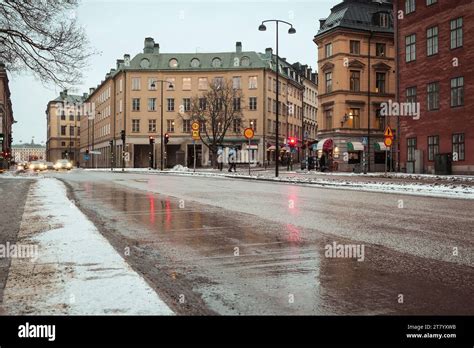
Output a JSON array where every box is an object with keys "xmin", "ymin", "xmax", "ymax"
[
  {"xmin": 259, "ymin": 19, "xmax": 296, "ymax": 178},
  {"xmin": 150, "ymin": 80, "xmax": 174, "ymax": 170}
]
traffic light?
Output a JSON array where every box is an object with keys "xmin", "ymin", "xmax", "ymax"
[
  {"xmin": 86, "ymin": 149, "xmax": 89, "ymax": 155},
  {"xmin": 288, "ymin": 137, "xmax": 297, "ymax": 148},
  {"xmin": 149, "ymin": 136, "xmax": 155, "ymax": 145},
  {"xmin": 164, "ymin": 133, "xmax": 169, "ymax": 144}
]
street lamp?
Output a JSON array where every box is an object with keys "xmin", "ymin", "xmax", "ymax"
[
  {"xmin": 150, "ymin": 79, "xmax": 174, "ymax": 170},
  {"xmin": 258, "ymin": 19, "xmax": 296, "ymax": 178}
]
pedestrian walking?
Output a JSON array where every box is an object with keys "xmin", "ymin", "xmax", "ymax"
[{"xmin": 228, "ymin": 147, "xmax": 237, "ymax": 172}]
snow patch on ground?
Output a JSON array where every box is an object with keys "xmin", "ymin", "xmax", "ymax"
[{"xmin": 3, "ymin": 178, "xmax": 173, "ymax": 315}]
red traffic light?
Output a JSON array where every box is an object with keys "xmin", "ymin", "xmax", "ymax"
[
  {"xmin": 164, "ymin": 133, "xmax": 170, "ymax": 144},
  {"xmin": 149, "ymin": 136, "xmax": 155, "ymax": 145},
  {"xmin": 288, "ymin": 137, "xmax": 297, "ymax": 147}
]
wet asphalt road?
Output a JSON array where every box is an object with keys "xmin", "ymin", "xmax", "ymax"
[{"xmin": 48, "ymin": 170, "xmax": 474, "ymax": 315}]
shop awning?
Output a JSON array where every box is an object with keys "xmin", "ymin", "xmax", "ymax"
[
  {"xmin": 374, "ymin": 142, "xmax": 388, "ymax": 151},
  {"xmin": 316, "ymin": 138, "xmax": 333, "ymax": 151},
  {"xmin": 347, "ymin": 142, "xmax": 364, "ymax": 151}
]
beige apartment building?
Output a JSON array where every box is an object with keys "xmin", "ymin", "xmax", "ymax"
[
  {"xmin": 80, "ymin": 38, "xmax": 308, "ymax": 169},
  {"xmin": 0, "ymin": 62, "xmax": 14, "ymax": 169},
  {"xmin": 314, "ymin": 0, "xmax": 396, "ymax": 172},
  {"xmin": 46, "ymin": 90, "xmax": 87, "ymax": 164}
]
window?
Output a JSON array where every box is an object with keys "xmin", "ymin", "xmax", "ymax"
[
  {"xmin": 427, "ymin": 82, "xmax": 439, "ymax": 110},
  {"xmin": 248, "ymin": 76, "xmax": 258, "ymax": 89},
  {"xmin": 212, "ymin": 57, "xmax": 222, "ymax": 68},
  {"xmin": 166, "ymin": 78, "xmax": 175, "ymax": 90},
  {"xmin": 182, "ymin": 78, "xmax": 192, "ymax": 91},
  {"xmin": 376, "ymin": 109, "xmax": 385, "ymax": 130},
  {"xmin": 132, "ymin": 98, "xmax": 140, "ymax": 111},
  {"xmin": 376, "ymin": 72, "xmax": 386, "ymax": 93},
  {"xmin": 61, "ymin": 141, "xmax": 66, "ymax": 146},
  {"xmin": 376, "ymin": 43, "xmax": 386, "ymax": 57},
  {"xmin": 452, "ymin": 133, "xmax": 465, "ymax": 161},
  {"xmin": 69, "ymin": 126, "xmax": 74, "ymax": 136},
  {"xmin": 119, "ymin": 79, "xmax": 123, "ymax": 92},
  {"xmin": 427, "ymin": 26, "xmax": 438, "ymax": 56},
  {"xmin": 267, "ymin": 98, "xmax": 272, "ymax": 112},
  {"xmin": 132, "ymin": 119, "xmax": 140, "ymax": 133},
  {"xmin": 267, "ymin": 119, "xmax": 273, "ymax": 133},
  {"xmin": 250, "ymin": 119, "xmax": 257, "ymax": 131},
  {"xmin": 350, "ymin": 71, "xmax": 360, "ymax": 92},
  {"xmin": 167, "ymin": 120, "xmax": 175, "ymax": 132},
  {"xmin": 241, "ymin": 57, "xmax": 250, "ymax": 67},
  {"xmin": 427, "ymin": 136, "xmax": 439, "ymax": 161},
  {"xmin": 148, "ymin": 78, "xmax": 157, "ymax": 90},
  {"xmin": 167, "ymin": 98, "xmax": 175, "ymax": 111},
  {"xmin": 199, "ymin": 98, "xmax": 207, "ymax": 110},
  {"xmin": 350, "ymin": 40, "xmax": 360, "ymax": 55},
  {"xmin": 267, "ymin": 77, "xmax": 272, "ymax": 91},
  {"xmin": 405, "ymin": 0, "xmax": 415, "ymax": 14},
  {"xmin": 249, "ymin": 97, "xmax": 257, "ymax": 111},
  {"xmin": 233, "ymin": 76, "xmax": 241, "ymax": 90},
  {"xmin": 190, "ymin": 58, "xmax": 200, "ymax": 68},
  {"xmin": 407, "ymin": 138, "xmax": 416, "ymax": 161},
  {"xmin": 350, "ymin": 108, "xmax": 360, "ymax": 128},
  {"xmin": 148, "ymin": 98, "xmax": 156, "ymax": 111},
  {"xmin": 233, "ymin": 119, "xmax": 241, "ymax": 133},
  {"xmin": 406, "ymin": 86, "xmax": 417, "ymax": 103},
  {"xmin": 325, "ymin": 43, "xmax": 332, "ymax": 58},
  {"xmin": 199, "ymin": 121, "xmax": 206, "ymax": 133},
  {"xmin": 132, "ymin": 77, "xmax": 141, "ymax": 91},
  {"xmin": 427, "ymin": 0, "xmax": 437, "ymax": 5},
  {"xmin": 451, "ymin": 77, "xmax": 464, "ymax": 107},
  {"xmin": 148, "ymin": 119, "xmax": 156, "ymax": 132},
  {"xmin": 169, "ymin": 58, "xmax": 178, "ymax": 68},
  {"xmin": 183, "ymin": 98, "xmax": 191, "ymax": 112},
  {"xmin": 61, "ymin": 113, "xmax": 66, "ymax": 121},
  {"xmin": 213, "ymin": 77, "xmax": 224, "ymax": 88},
  {"xmin": 378, "ymin": 12, "xmax": 389, "ymax": 28},
  {"xmin": 198, "ymin": 78, "xmax": 208, "ymax": 90},
  {"xmin": 182, "ymin": 120, "xmax": 191, "ymax": 133},
  {"xmin": 405, "ymin": 34, "xmax": 416, "ymax": 62},
  {"xmin": 325, "ymin": 72, "xmax": 333, "ymax": 93},
  {"xmin": 450, "ymin": 18, "xmax": 463, "ymax": 49},
  {"xmin": 69, "ymin": 113, "xmax": 74, "ymax": 121},
  {"xmin": 324, "ymin": 109, "xmax": 333, "ymax": 129},
  {"xmin": 233, "ymin": 97, "xmax": 241, "ymax": 111}
]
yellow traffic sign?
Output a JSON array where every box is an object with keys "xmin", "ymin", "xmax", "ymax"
[
  {"xmin": 384, "ymin": 126, "xmax": 394, "ymax": 138},
  {"xmin": 191, "ymin": 122, "xmax": 199, "ymax": 131},
  {"xmin": 192, "ymin": 130, "xmax": 200, "ymax": 140},
  {"xmin": 384, "ymin": 137, "xmax": 393, "ymax": 147}
]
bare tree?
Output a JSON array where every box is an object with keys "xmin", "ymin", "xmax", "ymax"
[
  {"xmin": 0, "ymin": 0, "xmax": 96, "ymax": 86},
  {"xmin": 187, "ymin": 78, "xmax": 244, "ymax": 167}
]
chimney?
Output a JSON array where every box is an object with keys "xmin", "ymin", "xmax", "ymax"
[
  {"xmin": 265, "ymin": 47, "xmax": 273, "ymax": 58},
  {"xmin": 319, "ymin": 18, "xmax": 326, "ymax": 28},
  {"xmin": 236, "ymin": 42, "xmax": 242, "ymax": 54},
  {"xmin": 144, "ymin": 37, "xmax": 155, "ymax": 54},
  {"xmin": 89, "ymin": 87, "xmax": 95, "ymax": 95},
  {"xmin": 124, "ymin": 54, "xmax": 130, "ymax": 67},
  {"xmin": 83, "ymin": 92, "xmax": 88, "ymax": 100},
  {"xmin": 153, "ymin": 43, "xmax": 160, "ymax": 54}
]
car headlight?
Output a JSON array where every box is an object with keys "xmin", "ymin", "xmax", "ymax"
[{"xmin": 66, "ymin": 163, "xmax": 72, "ymax": 168}]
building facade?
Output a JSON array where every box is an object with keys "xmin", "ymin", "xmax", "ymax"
[
  {"xmin": 46, "ymin": 90, "xmax": 87, "ymax": 164},
  {"xmin": 396, "ymin": 0, "xmax": 473, "ymax": 174},
  {"xmin": 12, "ymin": 140, "xmax": 46, "ymax": 163},
  {"xmin": 0, "ymin": 62, "xmax": 14, "ymax": 169},
  {"xmin": 79, "ymin": 38, "xmax": 308, "ymax": 169},
  {"xmin": 314, "ymin": 0, "xmax": 396, "ymax": 172}
]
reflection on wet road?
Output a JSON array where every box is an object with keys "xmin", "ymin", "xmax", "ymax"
[{"xmin": 58, "ymin": 172, "xmax": 474, "ymax": 315}]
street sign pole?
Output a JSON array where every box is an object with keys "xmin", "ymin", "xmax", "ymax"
[
  {"xmin": 193, "ymin": 140, "xmax": 196, "ymax": 173},
  {"xmin": 248, "ymin": 137, "xmax": 251, "ymax": 176},
  {"xmin": 243, "ymin": 127, "xmax": 255, "ymax": 176}
]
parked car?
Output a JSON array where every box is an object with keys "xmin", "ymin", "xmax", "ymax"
[
  {"xmin": 54, "ymin": 159, "xmax": 73, "ymax": 170},
  {"xmin": 45, "ymin": 162, "xmax": 55, "ymax": 170}
]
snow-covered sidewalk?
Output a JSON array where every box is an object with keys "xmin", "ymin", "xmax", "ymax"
[{"xmin": 3, "ymin": 178, "xmax": 173, "ymax": 315}]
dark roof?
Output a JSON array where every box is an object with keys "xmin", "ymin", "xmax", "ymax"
[{"xmin": 316, "ymin": 0, "xmax": 393, "ymax": 38}]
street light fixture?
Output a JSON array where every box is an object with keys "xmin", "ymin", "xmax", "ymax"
[
  {"xmin": 258, "ymin": 19, "xmax": 295, "ymax": 178},
  {"xmin": 150, "ymin": 80, "xmax": 174, "ymax": 170}
]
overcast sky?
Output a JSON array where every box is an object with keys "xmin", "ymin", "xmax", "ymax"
[{"xmin": 9, "ymin": 0, "xmax": 336, "ymax": 144}]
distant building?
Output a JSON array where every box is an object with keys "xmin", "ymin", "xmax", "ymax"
[
  {"xmin": 314, "ymin": 0, "xmax": 396, "ymax": 172},
  {"xmin": 12, "ymin": 140, "xmax": 46, "ymax": 163},
  {"xmin": 46, "ymin": 90, "xmax": 88, "ymax": 164},
  {"xmin": 395, "ymin": 0, "xmax": 473, "ymax": 174},
  {"xmin": 0, "ymin": 62, "xmax": 14, "ymax": 169},
  {"xmin": 79, "ymin": 38, "xmax": 311, "ymax": 168}
]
